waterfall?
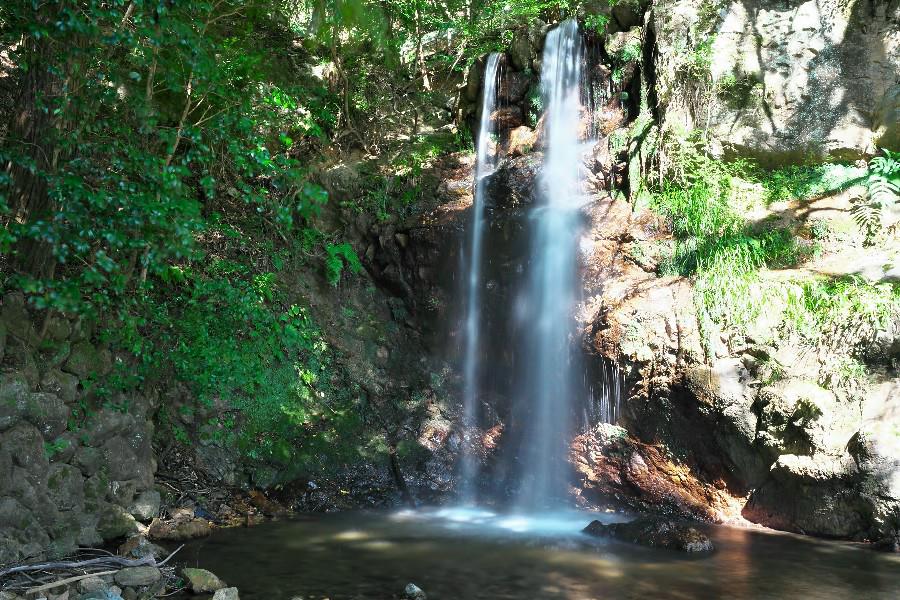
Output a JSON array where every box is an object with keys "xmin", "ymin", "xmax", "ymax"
[
  {"xmin": 460, "ymin": 53, "xmax": 500, "ymax": 499},
  {"xmin": 515, "ymin": 19, "xmax": 589, "ymax": 509}
]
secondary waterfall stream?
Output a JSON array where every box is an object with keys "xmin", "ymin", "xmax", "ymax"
[{"xmin": 460, "ymin": 53, "xmax": 500, "ymax": 499}]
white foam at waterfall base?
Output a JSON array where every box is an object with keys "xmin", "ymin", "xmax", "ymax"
[{"xmin": 391, "ymin": 506, "xmax": 624, "ymax": 539}]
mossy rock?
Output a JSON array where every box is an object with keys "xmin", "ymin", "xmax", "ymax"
[
  {"xmin": 181, "ymin": 568, "xmax": 226, "ymax": 593},
  {"xmin": 96, "ymin": 503, "xmax": 139, "ymax": 540}
]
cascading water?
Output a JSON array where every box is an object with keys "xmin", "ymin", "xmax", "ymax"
[
  {"xmin": 460, "ymin": 53, "xmax": 501, "ymax": 499},
  {"xmin": 515, "ymin": 19, "xmax": 590, "ymax": 509},
  {"xmin": 456, "ymin": 20, "xmax": 620, "ymax": 510}
]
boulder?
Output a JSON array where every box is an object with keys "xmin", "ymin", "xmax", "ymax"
[
  {"xmin": 23, "ymin": 392, "xmax": 70, "ymax": 440},
  {"xmin": 115, "ymin": 567, "xmax": 162, "ymax": 588},
  {"xmin": 0, "ymin": 496, "xmax": 33, "ymax": 530},
  {"xmin": 484, "ymin": 154, "xmax": 542, "ymax": 211},
  {"xmin": 181, "ymin": 568, "xmax": 226, "ymax": 593},
  {"xmin": 684, "ymin": 360, "xmax": 771, "ymax": 486},
  {"xmin": 96, "ymin": 504, "xmax": 139, "ymax": 541},
  {"xmin": 504, "ymin": 126, "xmax": 537, "ymax": 157},
  {"xmin": 508, "ymin": 33, "xmax": 534, "ymax": 71},
  {"xmin": 212, "ymin": 589, "xmax": 240, "ymax": 600},
  {"xmin": 5, "ymin": 423, "xmax": 49, "ymax": 476},
  {"xmin": 63, "ymin": 341, "xmax": 112, "ymax": 378},
  {"xmin": 84, "ymin": 411, "xmax": 137, "ymax": 447},
  {"xmin": 39, "ymin": 339, "xmax": 71, "ymax": 369},
  {"xmin": 40, "ymin": 369, "xmax": 80, "ymax": 403},
  {"xmin": 118, "ymin": 534, "xmax": 167, "ymax": 561},
  {"xmin": 4, "ymin": 341, "xmax": 39, "ymax": 388},
  {"xmin": 743, "ymin": 454, "xmax": 871, "ymax": 539},
  {"xmin": 148, "ymin": 517, "xmax": 212, "ymax": 541},
  {"xmin": 0, "ymin": 379, "xmax": 30, "ymax": 432},
  {"xmin": 583, "ymin": 517, "xmax": 715, "ymax": 552},
  {"xmin": 114, "ymin": 566, "xmax": 161, "ymax": 588},
  {"xmin": 498, "ymin": 71, "xmax": 531, "ymax": 103},
  {"xmin": 1, "ymin": 291, "xmax": 38, "ymax": 344},
  {"xmin": 74, "ymin": 446, "xmax": 104, "ymax": 476},
  {"xmin": 490, "ymin": 106, "xmax": 524, "ymax": 130},
  {"xmin": 77, "ymin": 576, "xmax": 109, "ymax": 595},
  {"xmin": 107, "ymin": 479, "xmax": 139, "ymax": 507},
  {"xmin": 464, "ymin": 59, "xmax": 483, "ymax": 102},
  {"xmin": 79, "ymin": 589, "xmax": 125, "ymax": 600},
  {"xmin": 571, "ymin": 423, "xmax": 737, "ymax": 521},
  {"xmin": 47, "ymin": 463, "xmax": 85, "ymax": 512},
  {"xmin": 44, "ymin": 315, "xmax": 72, "ymax": 342},
  {"xmin": 127, "ymin": 490, "xmax": 161, "ymax": 522},
  {"xmin": 611, "ymin": 1, "xmax": 647, "ymax": 30}
]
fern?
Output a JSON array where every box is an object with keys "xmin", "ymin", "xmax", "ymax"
[
  {"xmin": 852, "ymin": 149, "xmax": 900, "ymax": 242},
  {"xmin": 325, "ymin": 242, "xmax": 363, "ymax": 286}
]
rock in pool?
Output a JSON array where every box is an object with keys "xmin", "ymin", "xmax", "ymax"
[
  {"xmin": 404, "ymin": 582, "xmax": 427, "ymax": 600},
  {"xmin": 181, "ymin": 567, "xmax": 227, "ymax": 593},
  {"xmin": 584, "ymin": 517, "xmax": 715, "ymax": 553}
]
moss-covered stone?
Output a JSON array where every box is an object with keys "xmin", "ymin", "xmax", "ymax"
[
  {"xmin": 181, "ymin": 568, "xmax": 226, "ymax": 593},
  {"xmin": 96, "ymin": 503, "xmax": 139, "ymax": 540}
]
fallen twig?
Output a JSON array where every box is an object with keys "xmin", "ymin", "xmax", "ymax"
[
  {"xmin": 157, "ymin": 545, "xmax": 184, "ymax": 567},
  {"xmin": 25, "ymin": 570, "xmax": 118, "ymax": 594},
  {"xmin": 0, "ymin": 556, "xmax": 154, "ymax": 579}
]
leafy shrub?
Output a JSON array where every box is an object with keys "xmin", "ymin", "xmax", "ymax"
[
  {"xmin": 762, "ymin": 163, "xmax": 864, "ymax": 204},
  {"xmin": 325, "ymin": 243, "xmax": 363, "ymax": 286},
  {"xmin": 852, "ymin": 149, "xmax": 900, "ymax": 241},
  {"xmin": 715, "ymin": 72, "xmax": 761, "ymax": 109},
  {"xmin": 619, "ymin": 38, "xmax": 643, "ymax": 64},
  {"xmin": 140, "ymin": 262, "xmax": 362, "ymax": 468}
]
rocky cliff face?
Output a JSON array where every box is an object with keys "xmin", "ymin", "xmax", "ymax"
[
  {"xmin": 0, "ymin": 293, "xmax": 158, "ymax": 563},
  {"xmin": 653, "ymin": 0, "xmax": 899, "ymax": 162},
  {"xmin": 580, "ymin": 0, "xmax": 900, "ymax": 547}
]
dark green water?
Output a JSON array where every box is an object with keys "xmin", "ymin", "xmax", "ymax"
[{"xmin": 175, "ymin": 508, "xmax": 900, "ymax": 599}]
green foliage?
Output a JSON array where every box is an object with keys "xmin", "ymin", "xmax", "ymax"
[
  {"xmin": 783, "ymin": 276, "xmax": 899, "ymax": 347},
  {"xmin": 651, "ymin": 132, "xmax": 814, "ymax": 340},
  {"xmin": 674, "ymin": 36, "xmax": 715, "ymax": 80},
  {"xmin": 583, "ymin": 13, "xmax": 611, "ymax": 34},
  {"xmin": 0, "ymin": 0, "xmax": 487, "ymax": 481},
  {"xmin": 697, "ymin": 0, "xmax": 726, "ymax": 32},
  {"xmin": 1, "ymin": 1, "xmax": 335, "ymax": 316},
  {"xmin": 44, "ymin": 438, "xmax": 70, "ymax": 460},
  {"xmin": 715, "ymin": 72, "xmax": 762, "ymax": 110},
  {"xmin": 325, "ymin": 242, "xmax": 363, "ymax": 285},
  {"xmin": 761, "ymin": 163, "xmax": 864, "ymax": 204},
  {"xmin": 619, "ymin": 38, "xmax": 643, "ymax": 64},
  {"xmin": 852, "ymin": 149, "xmax": 900, "ymax": 241},
  {"xmin": 130, "ymin": 260, "xmax": 363, "ymax": 468}
]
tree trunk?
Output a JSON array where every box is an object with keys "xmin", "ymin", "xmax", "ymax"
[
  {"xmin": 414, "ymin": 1, "xmax": 431, "ymax": 91},
  {"xmin": 6, "ymin": 35, "xmax": 58, "ymax": 279}
]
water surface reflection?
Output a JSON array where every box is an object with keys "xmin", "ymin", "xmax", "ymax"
[{"xmin": 176, "ymin": 509, "xmax": 900, "ymax": 599}]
